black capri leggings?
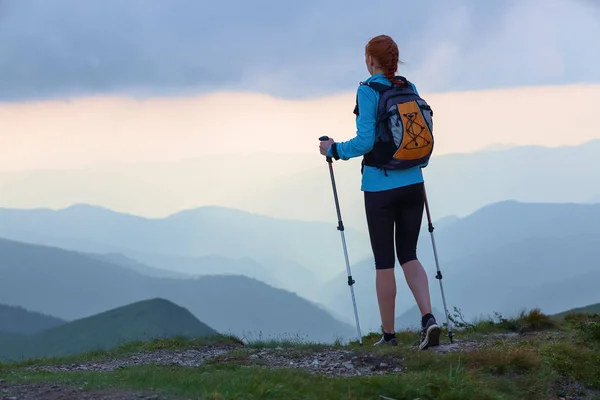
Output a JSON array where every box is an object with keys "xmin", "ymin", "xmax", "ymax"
[{"xmin": 364, "ymin": 182, "xmax": 424, "ymax": 269}]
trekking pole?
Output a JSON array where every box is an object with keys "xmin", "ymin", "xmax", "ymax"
[
  {"xmin": 318, "ymin": 136, "xmax": 363, "ymax": 346},
  {"xmin": 422, "ymin": 183, "xmax": 454, "ymax": 343}
]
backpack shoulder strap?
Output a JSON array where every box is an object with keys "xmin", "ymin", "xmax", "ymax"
[
  {"xmin": 354, "ymin": 80, "xmax": 393, "ymax": 116},
  {"xmin": 363, "ymin": 81, "xmax": 392, "ymax": 93}
]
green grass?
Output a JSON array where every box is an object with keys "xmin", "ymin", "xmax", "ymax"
[
  {"xmin": 1, "ymin": 309, "xmax": 599, "ymax": 400},
  {"xmin": 2, "ymin": 363, "xmax": 522, "ymax": 400},
  {"xmin": 0, "ymin": 298, "xmax": 220, "ymax": 362},
  {"xmin": 0, "ymin": 334, "xmax": 243, "ymax": 369}
]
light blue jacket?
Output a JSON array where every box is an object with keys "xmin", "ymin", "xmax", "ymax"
[{"xmin": 327, "ymin": 73, "xmax": 426, "ymax": 192}]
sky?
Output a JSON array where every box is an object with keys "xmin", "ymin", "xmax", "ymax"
[
  {"xmin": 0, "ymin": 0, "xmax": 600, "ymax": 171},
  {"xmin": 0, "ymin": 0, "xmax": 599, "ymax": 101},
  {"xmin": 1, "ymin": 0, "xmax": 600, "ymax": 315},
  {"xmin": 1, "ymin": 84, "xmax": 599, "ymax": 171}
]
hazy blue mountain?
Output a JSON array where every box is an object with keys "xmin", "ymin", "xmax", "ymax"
[
  {"xmin": 429, "ymin": 215, "xmax": 460, "ymax": 231},
  {"xmin": 510, "ymin": 270, "xmax": 600, "ymax": 319},
  {"xmin": 417, "ymin": 200, "xmax": 600, "ymax": 265},
  {"xmin": 587, "ymin": 194, "xmax": 600, "ymax": 203},
  {"xmin": 125, "ymin": 252, "xmax": 320, "ymax": 300},
  {"xmin": 88, "ymin": 253, "xmax": 192, "ymax": 279},
  {"xmin": 320, "ymin": 201, "xmax": 600, "ymax": 330},
  {"xmin": 0, "ymin": 237, "xmax": 355, "ymax": 344},
  {"xmin": 0, "ymin": 298, "xmax": 219, "ymax": 361},
  {"xmin": 89, "ymin": 252, "xmax": 282, "ymax": 289},
  {"xmin": 0, "ymin": 204, "xmax": 371, "ymax": 283},
  {"xmin": 0, "ymin": 332, "xmax": 28, "ymax": 358},
  {"xmin": 0, "ymin": 304, "xmax": 65, "ymax": 335}
]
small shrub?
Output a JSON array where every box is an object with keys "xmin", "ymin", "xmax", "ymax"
[
  {"xmin": 465, "ymin": 345, "xmax": 542, "ymax": 376},
  {"xmin": 541, "ymin": 341, "xmax": 600, "ymax": 388},
  {"xmin": 565, "ymin": 312, "xmax": 600, "ymax": 325},
  {"xmin": 449, "ymin": 307, "xmax": 476, "ymax": 331},
  {"xmin": 493, "ymin": 311, "xmax": 522, "ymax": 332},
  {"xmin": 580, "ymin": 321, "xmax": 600, "ymax": 342},
  {"xmin": 471, "ymin": 309, "xmax": 557, "ymax": 334},
  {"xmin": 564, "ymin": 312, "xmax": 591, "ymax": 325},
  {"xmin": 563, "ymin": 313, "xmax": 600, "ymax": 343},
  {"xmin": 520, "ymin": 308, "xmax": 557, "ymax": 331}
]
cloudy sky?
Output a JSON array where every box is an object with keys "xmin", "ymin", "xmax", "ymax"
[
  {"xmin": 1, "ymin": 0, "xmax": 600, "ymax": 172},
  {"xmin": 1, "ymin": 0, "xmax": 599, "ymax": 102}
]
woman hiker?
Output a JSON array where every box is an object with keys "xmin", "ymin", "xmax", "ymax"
[{"xmin": 319, "ymin": 34, "xmax": 441, "ymax": 350}]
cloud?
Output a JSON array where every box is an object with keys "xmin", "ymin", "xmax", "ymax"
[{"xmin": 0, "ymin": 0, "xmax": 598, "ymax": 101}]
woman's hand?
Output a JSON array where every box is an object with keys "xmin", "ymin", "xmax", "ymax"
[{"xmin": 319, "ymin": 138, "xmax": 335, "ymax": 156}]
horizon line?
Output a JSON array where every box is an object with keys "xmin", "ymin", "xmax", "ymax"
[{"xmin": 1, "ymin": 81, "xmax": 600, "ymax": 107}]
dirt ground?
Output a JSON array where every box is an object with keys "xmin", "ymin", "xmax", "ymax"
[
  {"xmin": 0, "ymin": 380, "xmax": 173, "ymax": 400},
  {"xmin": 2, "ymin": 332, "xmax": 596, "ymax": 400}
]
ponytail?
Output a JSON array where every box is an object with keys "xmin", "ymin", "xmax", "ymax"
[{"xmin": 365, "ymin": 34, "xmax": 405, "ymax": 86}]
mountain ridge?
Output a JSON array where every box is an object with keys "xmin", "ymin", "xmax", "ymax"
[
  {"xmin": 320, "ymin": 200, "xmax": 600, "ymax": 330},
  {"xmin": 0, "ymin": 304, "xmax": 66, "ymax": 335},
  {"xmin": 0, "ymin": 236, "xmax": 355, "ymax": 344},
  {"xmin": 0, "ymin": 201, "xmax": 372, "ymax": 282},
  {"xmin": 0, "ymin": 298, "xmax": 219, "ymax": 361}
]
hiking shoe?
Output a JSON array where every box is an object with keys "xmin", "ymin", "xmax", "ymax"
[
  {"xmin": 419, "ymin": 316, "xmax": 441, "ymax": 350},
  {"xmin": 374, "ymin": 335, "xmax": 398, "ymax": 346}
]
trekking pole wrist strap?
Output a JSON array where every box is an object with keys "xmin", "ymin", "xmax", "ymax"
[{"xmin": 331, "ymin": 143, "xmax": 340, "ymax": 160}]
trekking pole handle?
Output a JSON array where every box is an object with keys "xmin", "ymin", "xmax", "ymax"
[{"xmin": 319, "ymin": 136, "xmax": 333, "ymax": 163}]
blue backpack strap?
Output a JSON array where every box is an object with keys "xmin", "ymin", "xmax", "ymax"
[
  {"xmin": 364, "ymin": 81, "xmax": 392, "ymax": 93},
  {"xmin": 353, "ymin": 77, "xmax": 412, "ymax": 116},
  {"xmin": 353, "ymin": 80, "xmax": 394, "ymax": 116}
]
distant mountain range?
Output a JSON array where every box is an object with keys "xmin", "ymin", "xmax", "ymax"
[
  {"xmin": 587, "ymin": 194, "xmax": 600, "ymax": 204},
  {"xmin": 320, "ymin": 200, "xmax": 600, "ymax": 331},
  {"xmin": 0, "ymin": 237, "xmax": 355, "ymax": 344},
  {"xmin": 0, "ymin": 298, "xmax": 218, "ymax": 361},
  {"xmin": 0, "ymin": 304, "xmax": 65, "ymax": 335},
  {"xmin": 1, "ymin": 197, "xmax": 599, "ymax": 337},
  {"xmin": 0, "ymin": 203, "xmax": 372, "ymax": 289}
]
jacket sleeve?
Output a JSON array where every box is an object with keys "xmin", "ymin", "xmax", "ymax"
[{"xmin": 328, "ymin": 84, "xmax": 378, "ymax": 160}]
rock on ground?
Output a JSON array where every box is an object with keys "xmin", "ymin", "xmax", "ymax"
[
  {"xmin": 22, "ymin": 333, "xmax": 528, "ymax": 378},
  {"xmin": 242, "ymin": 347, "xmax": 404, "ymax": 377},
  {"xmin": 25, "ymin": 345, "xmax": 234, "ymax": 373}
]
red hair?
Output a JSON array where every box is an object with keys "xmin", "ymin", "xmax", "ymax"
[{"xmin": 365, "ymin": 35, "xmax": 405, "ymax": 86}]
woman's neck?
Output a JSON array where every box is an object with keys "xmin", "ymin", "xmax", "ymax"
[{"xmin": 372, "ymin": 67, "xmax": 385, "ymax": 76}]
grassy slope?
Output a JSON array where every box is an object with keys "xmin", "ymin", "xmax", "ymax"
[
  {"xmin": 0, "ymin": 298, "xmax": 218, "ymax": 361},
  {"xmin": 553, "ymin": 303, "xmax": 600, "ymax": 320},
  {"xmin": 1, "ymin": 308, "xmax": 599, "ymax": 400}
]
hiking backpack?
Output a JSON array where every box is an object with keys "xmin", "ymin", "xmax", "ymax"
[{"xmin": 355, "ymin": 76, "xmax": 434, "ymax": 172}]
